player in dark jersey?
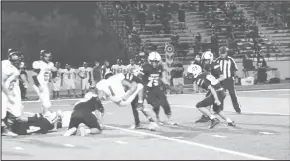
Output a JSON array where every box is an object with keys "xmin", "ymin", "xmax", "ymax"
[
  {"xmin": 195, "ymin": 51, "xmax": 226, "ymax": 123},
  {"xmin": 187, "ymin": 64, "xmax": 235, "ymax": 129},
  {"xmin": 97, "ymin": 71, "xmax": 159, "ymax": 130},
  {"xmin": 141, "ymin": 52, "xmax": 177, "ymax": 125},
  {"xmin": 11, "ymin": 111, "xmax": 60, "ymax": 135},
  {"xmin": 63, "ymin": 88, "xmax": 104, "ymax": 136}
]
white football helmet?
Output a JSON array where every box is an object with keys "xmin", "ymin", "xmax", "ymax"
[
  {"xmin": 202, "ymin": 51, "xmax": 214, "ymax": 64},
  {"xmin": 148, "ymin": 52, "xmax": 161, "ymax": 62},
  {"xmin": 187, "ymin": 64, "xmax": 202, "ymax": 78}
]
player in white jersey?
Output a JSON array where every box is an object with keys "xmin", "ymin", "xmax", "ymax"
[
  {"xmin": 126, "ymin": 59, "xmax": 139, "ymax": 74},
  {"xmin": 32, "ymin": 50, "xmax": 57, "ymax": 115},
  {"xmin": 51, "ymin": 62, "xmax": 62, "ymax": 99},
  {"xmin": 2, "ymin": 51, "xmax": 23, "ymax": 136},
  {"xmin": 62, "ymin": 64, "xmax": 77, "ymax": 98},
  {"xmin": 96, "ymin": 71, "xmax": 159, "ymax": 131},
  {"xmin": 111, "ymin": 59, "xmax": 125, "ymax": 74},
  {"xmin": 78, "ymin": 62, "xmax": 92, "ymax": 97}
]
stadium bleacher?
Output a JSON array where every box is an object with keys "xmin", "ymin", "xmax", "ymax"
[{"xmin": 97, "ymin": 1, "xmax": 290, "ymax": 62}]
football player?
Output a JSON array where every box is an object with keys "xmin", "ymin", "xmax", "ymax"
[
  {"xmin": 12, "ymin": 111, "xmax": 59, "ymax": 135},
  {"xmin": 19, "ymin": 54, "xmax": 29, "ymax": 100},
  {"xmin": 187, "ymin": 64, "xmax": 235, "ymax": 129},
  {"xmin": 51, "ymin": 62, "xmax": 62, "ymax": 99},
  {"xmin": 126, "ymin": 59, "xmax": 139, "ymax": 74},
  {"xmin": 141, "ymin": 52, "xmax": 177, "ymax": 125},
  {"xmin": 2, "ymin": 51, "xmax": 23, "ymax": 136},
  {"xmin": 111, "ymin": 59, "xmax": 125, "ymax": 74},
  {"xmin": 62, "ymin": 64, "xmax": 77, "ymax": 98},
  {"xmin": 96, "ymin": 71, "xmax": 158, "ymax": 130},
  {"xmin": 78, "ymin": 62, "xmax": 92, "ymax": 97},
  {"xmin": 32, "ymin": 50, "xmax": 57, "ymax": 115},
  {"xmin": 194, "ymin": 51, "xmax": 226, "ymax": 123},
  {"xmin": 62, "ymin": 88, "xmax": 104, "ymax": 136}
]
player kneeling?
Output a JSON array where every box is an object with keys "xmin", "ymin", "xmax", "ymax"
[
  {"xmin": 62, "ymin": 88, "xmax": 104, "ymax": 137},
  {"xmin": 96, "ymin": 72, "xmax": 158, "ymax": 131},
  {"xmin": 187, "ymin": 65, "xmax": 236, "ymax": 129}
]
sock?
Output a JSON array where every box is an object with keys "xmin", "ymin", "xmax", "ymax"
[
  {"xmin": 85, "ymin": 129, "xmax": 91, "ymax": 134},
  {"xmin": 226, "ymin": 118, "xmax": 232, "ymax": 123},
  {"xmin": 210, "ymin": 115, "xmax": 216, "ymax": 120}
]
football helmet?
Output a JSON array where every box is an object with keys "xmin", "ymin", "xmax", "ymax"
[{"xmin": 187, "ymin": 64, "xmax": 202, "ymax": 78}]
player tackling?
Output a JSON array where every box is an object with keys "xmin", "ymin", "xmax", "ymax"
[
  {"xmin": 187, "ymin": 64, "xmax": 235, "ymax": 129},
  {"xmin": 96, "ymin": 71, "xmax": 159, "ymax": 130}
]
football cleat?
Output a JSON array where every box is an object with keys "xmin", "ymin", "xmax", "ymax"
[
  {"xmin": 195, "ymin": 115, "xmax": 211, "ymax": 123},
  {"xmin": 228, "ymin": 121, "xmax": 236, "ymax": 127},
  {"xmin": 209, "ymin": 118, "xmax": 220, "ymax": 129},
  {"xmin": 63, "ymin": 127, "xmax": 77, "ymax": 136},
  {"xmin": 148, "ymin": 122, "xmax": 159, "ymax": 131}
]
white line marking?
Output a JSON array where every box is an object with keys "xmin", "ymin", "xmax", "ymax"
[
  {"xmin": 173, "ymin": 136, "xmax": 184, "ymax": 139},
  {"xmin": 104, "ymin": 125, "xmax": 272, "ymax": 160},
  {"xmin": 106, "ymin": 112, "xmax": 114, "ymax": 115},
  {"xmin": 14, "ymin": 147, "xmax": 23, "ymax": 151},
  {"xmin": 170, "ymin": 104, "xmax": 290, "ymax": 116},
  {"xmin": 170, "ymin": 89, "xmax": 290, "ymax": 96},
  {"xmin": 212, "ymin": 135, "xmax": 227, "ymax": 138},
  {"xmin": 114, "ymin": 141, "xmax": 128, "ymax": 144},
  {"xmin": 64, "ymin": 144, "xmax": 75, "ymax": 147},
  {"xmin": 259, "ymin": 132, "xmax": 275, "ymax": 135}
]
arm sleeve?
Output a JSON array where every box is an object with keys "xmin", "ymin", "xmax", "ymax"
[{"xmin": 230, "ymin": 58, "xmax": 238, "ymax": 71}]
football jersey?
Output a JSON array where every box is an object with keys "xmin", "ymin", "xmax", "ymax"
[
  {"xmin": 126, "ymin": 64, "xmax": 139, "ymax": 74},
  {"xmin": 142, "ymin": 63, "xmax": 164, "ymax": 88},
  {"xmin": 195, "ymin": 72, "xmax": 223, "ymax": 91},
  {"xmin": 204, "ymin": 62, "xmax": 223, "ymax": 79},
  {"xmin": 32, "ymin": 60, "xmax": 55, "ymax": 85},
  {"xmin": 96, "ymin": 73, "xmax": 126, "ymax": 98},
  {"xmin": 52, "ymin": 68, "xmax": 62, "ymax": 80},
  {"xmin": 78, "ymin": 67, "xmax": 91, "ymax": 79},
  {"xmin": 96, "ymin": 73, "xmax": 142, "ymax": 98},
  {"xmin": 111, "ymin": 64, "xmax": 125, "ymax": 74},
  {"xmin": 2, "ymin": 60, "xmax": 20, "ymax": 89},
  {"xmin": 62, "ymin": 68, "xmax": 76, "ymax": 80}
]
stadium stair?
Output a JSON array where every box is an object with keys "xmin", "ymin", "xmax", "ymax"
[{"xmin": 237, "ymin": 2, "xmax": 290, "ymax": 56}]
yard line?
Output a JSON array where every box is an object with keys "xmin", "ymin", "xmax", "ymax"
[
  {"xmin": 170, "ymin": 104, "xmax": 290, "ymax": 116},
  {"xmin": 104, "ymin": 125, "xmax": 273, "ymax": 160}
]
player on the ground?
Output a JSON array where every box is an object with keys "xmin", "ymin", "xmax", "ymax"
[
  {"xmin": 78, "ymin": 62, "xmax": 92, "ymax": 97},
  {"xmin": 51, "ymin": 62, "xmax": 62, "ymax": 99},
  {"xmin": 2, "ymin": 51, "xmax": 23, "ymax": 136},
  {"xmin": 62, "ymin": 88, "xmax": 104, "ymax": 136},
  {"xmin": 187, "ymin": 64, "xmax": 235, "ymax": 129},
  {"xmin": 11, "ymin": 111, "xmax": 59, "ymax": 135},
  {"xmin": 195, "ymin": 51, "xmax": 226, "ymax": 123},
  {"xmin": 141, "ymin": 52, "xmax": 177, "ymax": 125},
  {"xmin": 32, "ymin": 50, "xmax": 57, "ymax": 115},
  {"xmin": 111, "ymin": 59, "xmax": 125, "ymax": 74},
  {"xmin": 96, "ymin": 71, "xmax": 158, "ymax": 130},
  {"xmin": 62, "ymin": 64, "xmax": 77, "ymax": 98}
]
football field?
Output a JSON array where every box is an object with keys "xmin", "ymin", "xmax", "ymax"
[{"xmin": 2, "ymin": 89, "xmax": 290, "ymax": 160}]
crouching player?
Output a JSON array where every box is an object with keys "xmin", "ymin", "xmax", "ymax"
[
  {"xmin": 187, "ymin": 64, "xmax": 235, "ymax": 129},
  {"xmin": 62, "ymin": 88, "xmax": 104, "ymax": 136},
  {"xmin": 96, "ymin": 71, "xmax": 158, "ymax": 131}
]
